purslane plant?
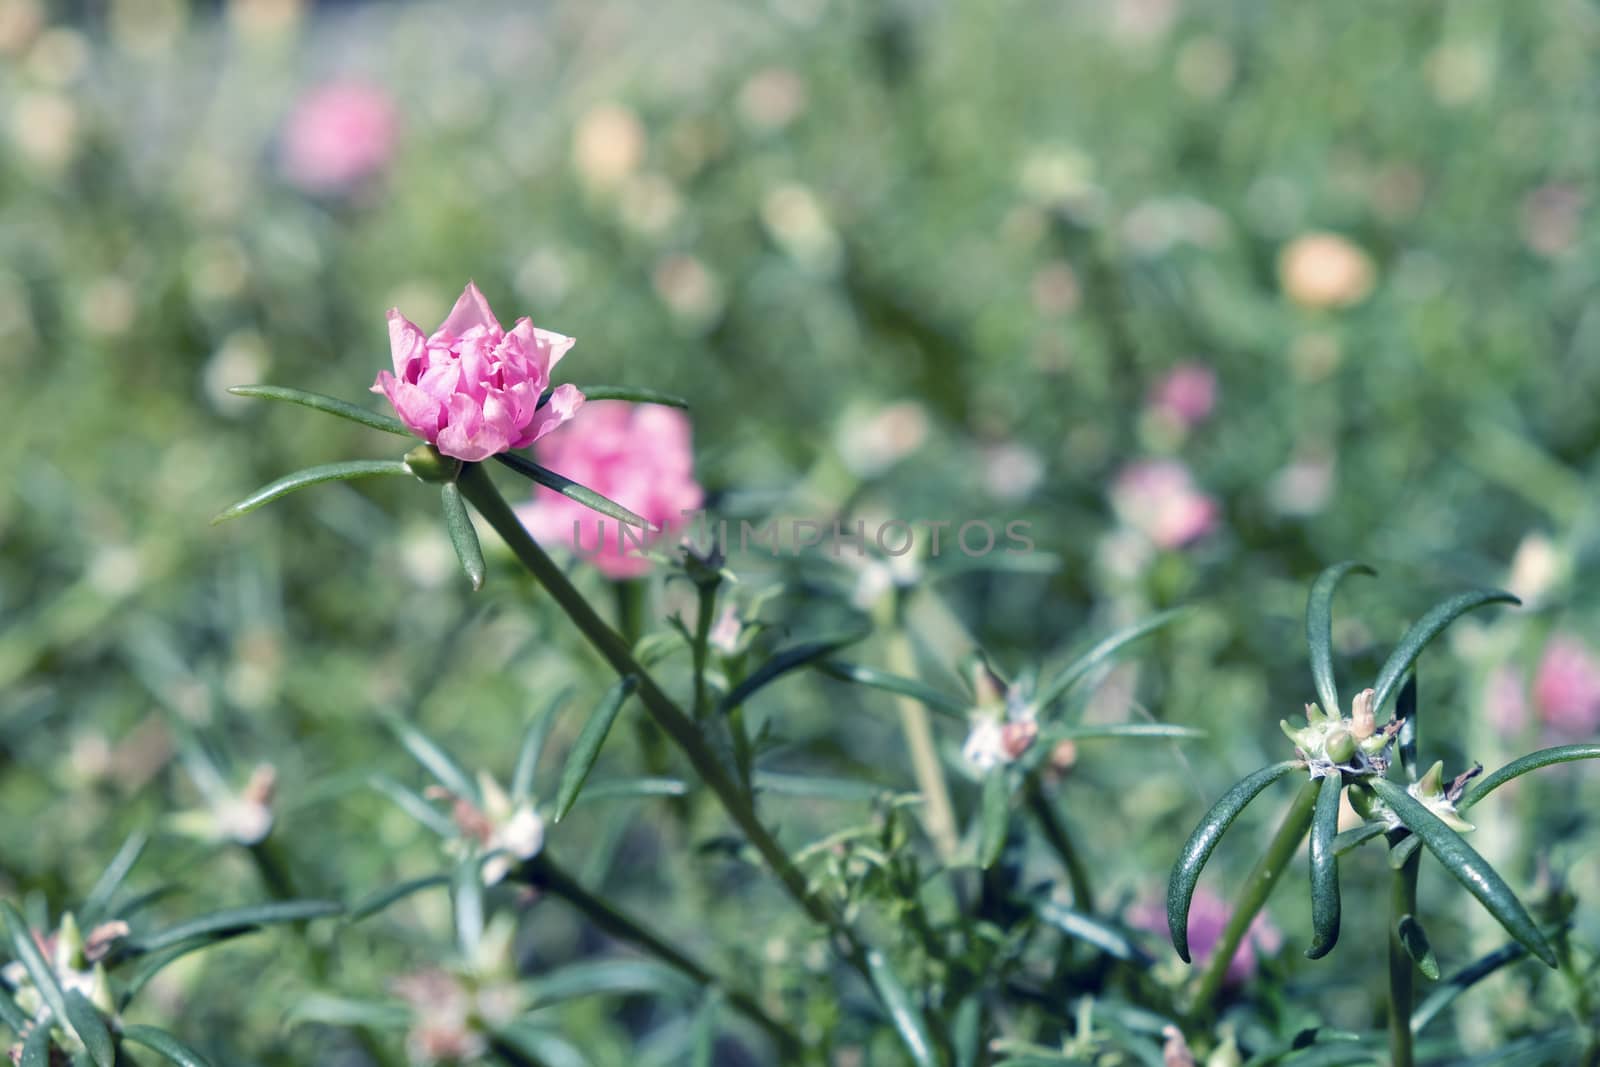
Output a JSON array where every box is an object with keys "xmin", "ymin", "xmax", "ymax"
[
  {"xmin": 1166, "ymin": 562, "xmax": 1600, "ymax": 1064},
  {"xmin": 0, "ymin": 832, "xmax": 339, "ymax": 1066}
]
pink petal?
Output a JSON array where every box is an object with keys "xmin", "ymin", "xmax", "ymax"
[
  {"xmin": 387, "ymin": 309, "xmax": 429, "ymax": 379},
  {"xmin": 436, "ymin": 393, "xmax": 508, "ymax": 461},
  {"xmin": 383, "ymin": 376, "xmax": 445, "ymax": 440},
  {"xmin": 433, "ymin": 281, "xmax": 500, "ymax": 341},
  {"xmin": 512, "ymin": 384, "xmax": 586, "ymax": 449}
]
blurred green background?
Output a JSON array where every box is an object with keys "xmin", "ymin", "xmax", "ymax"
[{"xmin": 3, "ymin": 0, "xmax": 1599, "ymax": 1062}]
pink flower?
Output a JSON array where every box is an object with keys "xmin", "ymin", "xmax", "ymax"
[
  {"xmin": 1130, "ymin": 889, "xmax": 1281, "ymax": 985},
  {"xmin": 1533, "ymin": 635, "xmax": 1600, "ymax": 737},
  {"xmin": 373, "ymin": 283, "xmax": 584, "ymax": 463},
  {"xmin": 1111, "ymin": 460, "xmax": 1219, "ymax": 549},
  {"xmin": 517, "ymin": 401, "xmax": 703, "ymax": 579},
  {"xmin": 1148, "ymin": 363, "xmax": 1217, "ymax": 429},
  {"xmin": 280, "ymin": 81, "xmax": 399, "ymax": 193}
]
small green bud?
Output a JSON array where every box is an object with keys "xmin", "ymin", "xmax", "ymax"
[
  {"xmin": 1304, "ymin": 701, "xmax": 1327, "ymax": 726},
  {"xmin": 1348, "ymin": 784, "xmax": 1377, "ymax": 819},
  {"xmin": 1324, "ymin": 728, "xmax": 1356, "ymax": 764},
  {"xmin": 1417, "ymin": 760, "xmax": 1446, "ymax": 798},
  {"xmin": 404, "ymin": 444, "xmax": 462, "ymax": 483},
  {"xmin": 56, "ymin": 911, "xmax": 85, "ymax": 972}
]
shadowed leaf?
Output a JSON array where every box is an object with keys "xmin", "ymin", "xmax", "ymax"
[
  {"xmin": 1306, "ymin": 773, "xmax": 1343, "ymax": 959},
  {"xmin": 553, "ymin": 677, "xmax": 638, "ymax": 822},
  {"xmin": 212, "ymin": 460, "xmax": 412, "ymax": 523},
  {"xmin": 1460, "ymin": 744, "xmax": 1600, "ymax": 812},
  {"xmin": 1305, "ymin": 562, "xmax": 1374, "ymax": 717},
  {"xmin": 1370, "ymin": 590, "xmax": 1519, "ymax": 717},
  {"xmin": 441, "ymin": 481, "xmax": 485, "ymax": 590}
]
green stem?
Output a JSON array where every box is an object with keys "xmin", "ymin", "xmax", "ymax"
[
  {"xmin": 614, "ymin": 579, "xmax": 647, "ymax": 648},
  {"xmin": 1023, "ymin": 775, "xmax": 1094, "ymax": 911},
  {"xmin": 691, "ymin": 578, "xmax": 717, "ymax": 721},
  {"xmin": 522, "ymin": 853, "xmax": 803, "ymax": 1058},
  {"xmin": 1389, "ymin": 842, "xmax": 1420, "ymax": 1067},
  {"xmin": 1188, "ymin": 778, "xmax": 1320, "ymax": 1014},
  {"xmin": 886, "ymin": 626, "xmax": 957, "ymax": 861},
  {"xmin": 457, "ymin": 465, "xmax": 872, "ymax": 977}
]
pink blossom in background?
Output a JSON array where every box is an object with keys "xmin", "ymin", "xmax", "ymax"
[
  {"xmin": 1533, "ymin": 634, "xmax": 1600, "ymax": 737},
  {"xmin": 280, "ymin": 81, "xmax": 398, "ymax": 192},
  {"xmin": 517, "ymin": 401, "xmax": 703, "ymax": 579},
  {"xmin": 373, "ymin": 283, "xmax": 583, "ymax": 462},
  {"xmin": 1148, "ymin": 363, "xmax": 1217, "ymax": 429},
  {"xmin": 1111, "ymin": 460, "xmax": 1219, "ymax": 549},
  {"xmin": 1484, "ymin": 665, "xmax": 1529, "ymax": 739},
  {"xmin": 1130, "ymin": 888, "xmax": 1281, "ymax": 985}
]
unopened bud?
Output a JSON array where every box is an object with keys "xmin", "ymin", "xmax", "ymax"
[
  {"xmin": 55, "ymin": 912, "xmax": 85, "ymax": 973},
  {"xmin": 1162, "ymin": 1025, "xmax": 1196, "ymax": 1067},
  {"xmin": 999, "ymin": 719, "xmax": 1038, "ymax": 761},
  {"xmin": 970, "ymin": 659, "xmax": 1006, "ymax": 712},
  {"xmin": 1350, "ymin": 688, "xmax": 1376, "ymax": 740},
  {"xmin": 1324, "ymin": 727, "xmax": 1355, "ymax": 764},
  {"xmin": 1304, "ymin": 702, "xmax": 1327, "ymax": 726},
  {"xmin": 1418, "ymin": 760, "xmax": 1446, "ymax": 798},
  {"xmin": 1049, "ymin": 739, "xmax": 1078, "ymax": 772},
  {"xmin": 404, "ymin": 444, "xmax": 462, "ymax": 483}
]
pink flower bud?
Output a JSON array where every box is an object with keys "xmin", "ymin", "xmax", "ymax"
[
  {"xmin": 373, "ymin": 283, "xmax": 584, "ymax": 463},
  {"xmin": 517, "ymin": 401, "xmax": 703, "ymax": 579}
]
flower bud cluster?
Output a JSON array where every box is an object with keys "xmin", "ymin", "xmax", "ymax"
[
  {"xmin": 1, "ymin": 912, "xmax": 122, "ymax": 1055},
  {"xmin": 962, "ymin": 661, "xmax": 1038, "ymax": 773},
  {"xmin": 1280, "ymin": 687, "xmax": 1392, "ymax": 778}
]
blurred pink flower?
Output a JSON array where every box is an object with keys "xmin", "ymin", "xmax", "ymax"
[
  {"xmin": 1130, "ymin": 888, "xmax": 1280, "ymax": 985},
  {"xmin": 517, "ymin": 401, "xmax": 703, "ymax": 579},
  {"xmin": 280, "ymin": 81, "xmax": 398, "ymax": 192},
  {"xmin": 1533, "ymin": 635, "xmax": 1600, "ymax": 737},
  {"xmin": 1111, "ymin": 460, "xmax": 1219, "ymax": 549},
  {"xmin": 1484, "ymin": 665, "xmax": 1530, "ymax": 739},
  {"xmin": 373, "ymin": 283, "xmax": 583, "ymax": 462},
  {"xmin": 1148, "ymin": 363, "xmax": 1217, "ymax": 429}
]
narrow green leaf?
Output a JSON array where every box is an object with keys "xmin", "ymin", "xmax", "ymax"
[
  {"xmin": 1036, "ymin": 609, "xmax": 1188, "ymax": 712},
  {"xmin": 381, "ymin": 714, "xmax": 479, "ymax": 803},
  {"xmin": 117, "ymin": 938, "xmax": 216, "ymax": 1005},
  {"xmin": 0, "ymin": 982, "xmax": 27, "ymax": 1032},
  {"xmin": 565, "ymin": 385, "xmax": 689, "ymax": 409},
  {"xmin": 2, "ymin": 902, "xmax": 77, "ymax": 1050},
  {"xmin": 493, "ymin": 452, "xmax": 655, "ymax": 531},
  {"xmin": 577, "ymin": 777, "xmax": 690, "ymax": 803},
  {"xmin": 452, "ymin": 856, "xmax": 484, "ymax": 958},
  {"xmin": 82, "ymin": 830, "xmax": 149, "ymax": 924},
  {"xmin": 1167, "ymin": 761, "xmax": 1302, "ymax": 962},
  {"xmin": 511, "ymin": 687, "xmax": 572, "ymax": 802},
  {"xmin": 1460, "ymin": 744, "xmax": 1600, "ymax": 812},
  {"xmin": 440, "ymin": 482, "xmax": 485, "ymax": 591},
  {"xmin": 690, "ymin": 989, "xmax": 722, "ymax": 1067},
  {"xmin": 489, "ymin": 1025, "xmax": 588, "ymax": 1067},
  {"xmin": 211, "ymin": 460, "xmax": 412, "ymax": 523},
  {"xmin": 718, "ymin": 633, "xmax": 867, "ymax": 714},
  {"xmin": 287, "ymin": 995, "xmax": 411, "ymax": 1030},
  {"xmin": 369, "ymin": 775, "xmax": 456, "ymax": 837},
  {"xmin": 527, "ymin": 959, "xmax": 694, "ymax": 1006},
  {"xmin": 553, "ymin": 677, "xmax": 638, "ymax": 822},
  {"xmin": 1411, "ymin": 939, "xmax": 1530, "ymax": 1033},
  {"xmin": 1370, "ymin": 590, "xmax": 1519, "ymax": 716},
  {"xmin": 121, "ymin": 1024, "xmax": 215, "ymax": 1067},
  {"xmin": 1052, "ymin": 723, "xmax": 1205, "ymax": 742},
  {"xmin": 1388, "ymin": 833, "xmax": 1423, "ymax": 870},
  {"xmin": 752, "ymin": 772, "xmax": 881, "ymax": 800},
  {"xmin": 1306, "ymin": 773, "xmax": 1343, "ymax": 959},
  {"xmin": 1368, "ymin": 777, "xmax": 1555, "ymax": 966},
  {"xmin": 1395, "ymin": 673, "xmax": 1418, "ymax": 781},
  {"xmin": 1306, "ymin": 562, "xmax": 1374, "ymax": 718},
  {"xmin": 815, "ymin": 661, "xmax": 967, "ymax": 718},
  {"xmin": 128, "ymin": 900, "xmax": 342, "ymax": 953},
  {"xmin": 62, "ymin": 992, "xmax": 112, "ymax": 1067},
  {"xmin": 977, "ymin": 772, "xmax": 1010, "ymax": 870},
  {"xmin": 1396, "ymin": 914, "xmax": 1440, "ymax": 980},
  {"xmin": 866, "ymin": 949, "xmax": 936, "ymax": 1067},
  {"xmin": 1331, "ymin": 821, "xmax": 1387, "ymax": 856},
  {"xmin": 20, "ymin": 1022, "xmax": 51, "ymax": 1067},
  {"xmin": 346, "ymin": 874, "xmax": 449, "ymax": 923},
  {"xmin": 227, "ymin": 385, "xmax": 410, "ymax": 437},
  {"xmin": 1032, "ymin": 899, "xmax": 1153, "ymax": 964}
]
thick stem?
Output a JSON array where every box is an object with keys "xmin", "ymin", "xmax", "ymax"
[
  {"xmin": 458, "ymin": 465, "xmax": 870, "ymax": 976},
  {"xmin": 886, "ymin": 627, "xmax": 958, "ymax": 861},
  {"xmin": 1188, "ymin": 778, "xmax": 1320, "ymax": 1014},
  {"xmin": 1389, "ymin": 844, "xmax": 1420, "ymax": 1067},
  {"xmin": 1023, "ymin": 775, "xmax": 1094, "ymax": 911},
  {"xmin": 523, "ymin": 853, "xmax": 803, "ymax": 1057}
]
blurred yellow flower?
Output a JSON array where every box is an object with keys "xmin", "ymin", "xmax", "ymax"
[{"xmin": 1278, "ymin": 232, "xmax": 1375, "ymax": 310}]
